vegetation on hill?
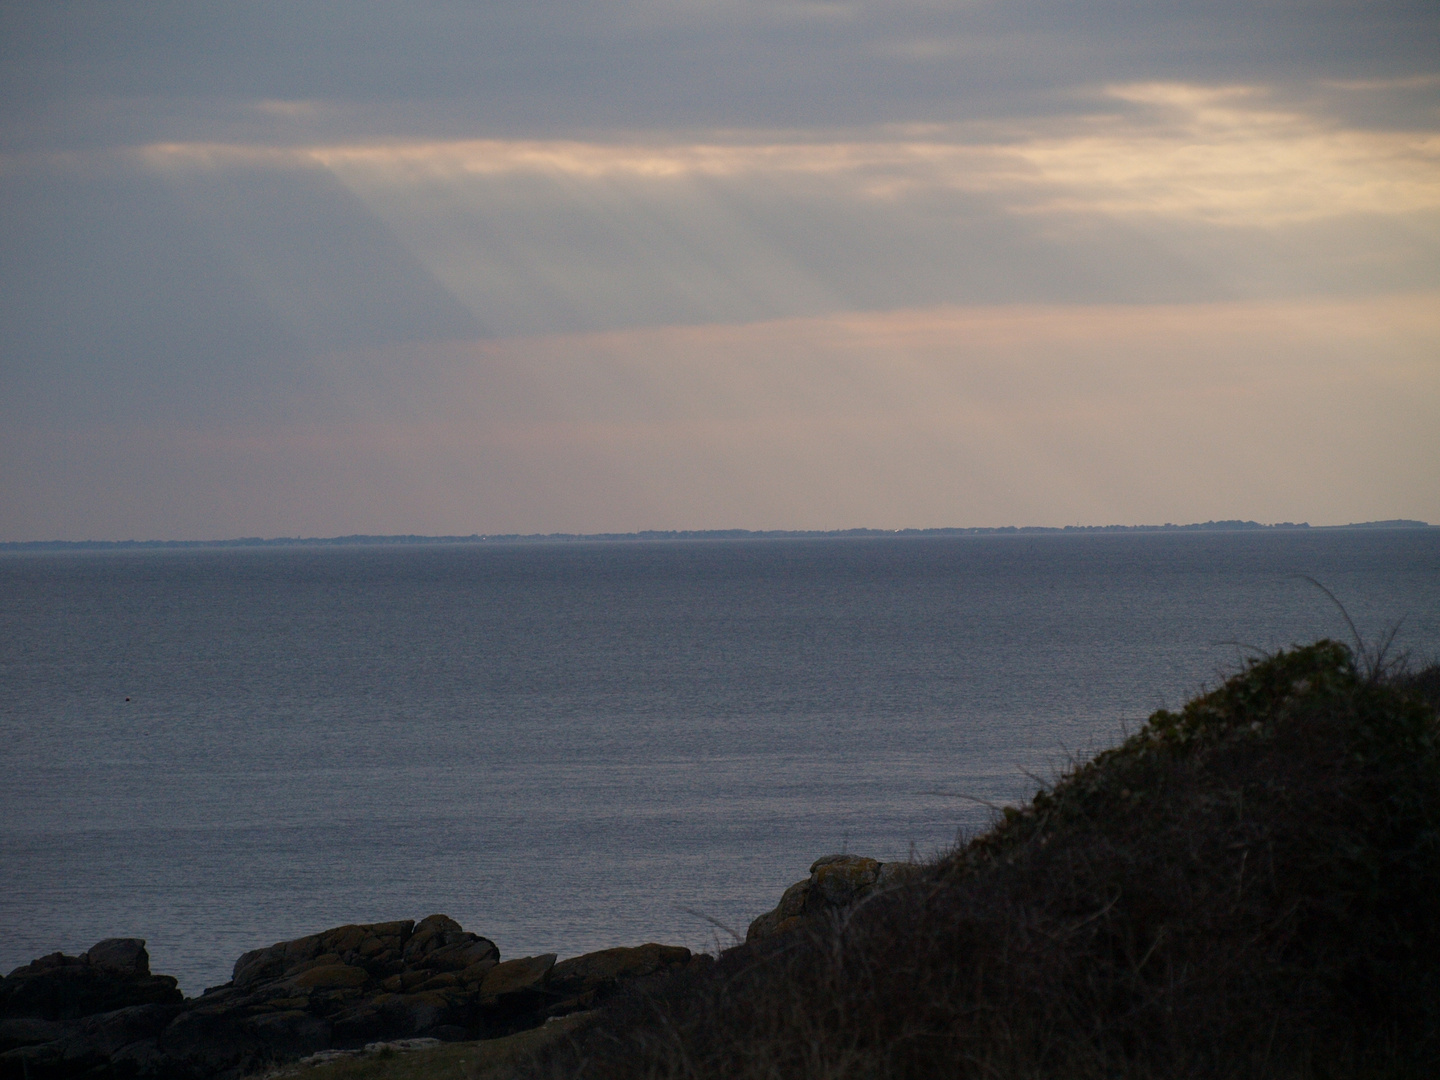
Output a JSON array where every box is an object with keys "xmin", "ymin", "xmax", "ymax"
[{"xmin": 515, "ymin": 641, "xmax": 1440, "ymax": 1079}]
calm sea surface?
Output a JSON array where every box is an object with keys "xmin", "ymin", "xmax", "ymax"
[{"xmin": 3, "ymin": 531, "xmax": 1438, "ymax": 994}]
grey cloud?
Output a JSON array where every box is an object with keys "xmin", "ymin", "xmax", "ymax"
[
  {"xmin": 7, "ymin": 292, "xmax": 1437, "ymax": 539},
  {"xmin": 0, "ymin": 164, "xmax": 301, "ymax": 421},
  {"xmin": 336, "ymin": 154, "xmax": 1439, "ymax": 338},
  {"xmin": 2, "ymin": 1, "xmax": 1435, "ymax": 150},
  {"xmin": 330, "ymin": 163, "xmax": 1226, "ymax": 337},
  {"xmin": 0, "ymin": 158, "xmax": 479, "ymax": 423},
  {"xmin": 7, "ymin": 134, "xmax": 1435, "ymax": 429},
  {"xmin": 157, "ymin": 161, "xmax": 483, "ymax": 347},
  {"xmin": 2, "ymin": 0, "xmax": 1437, "ymax": 539}
]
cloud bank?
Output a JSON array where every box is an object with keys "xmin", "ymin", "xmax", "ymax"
[{"xmin": 1, "ymin": 3, "xmax": 1437, "ymax": 537}]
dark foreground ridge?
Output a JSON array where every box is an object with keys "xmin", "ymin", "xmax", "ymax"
[
  {"xmin": 2, "ymin": 520, "xmax": 1430, "ymax": 551},
  {"xmin": 4, "ymin": 642, "xmax": 1438, "ymax": 1078},
  {"xmin": 526, "ymin": 642, "xmax": 1440, "ymax": 1080}
]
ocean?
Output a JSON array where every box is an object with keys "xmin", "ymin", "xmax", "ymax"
[{"xmin": 2, "ymin": 529, "xmax": 1438, "ymax": 994}]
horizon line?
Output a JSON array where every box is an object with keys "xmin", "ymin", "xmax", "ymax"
[{"xmin": 1, "ymin": 519, "xmax": 1432, "ymax": 552}]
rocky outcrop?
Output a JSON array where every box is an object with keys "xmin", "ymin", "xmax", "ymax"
[
  {"xmin": 0, "ymin": 855, "xmax": 906, "ymax": 1077},
  {"xmin": 0, "ymin": 940, "xmax": 182, "ymax": 1023},
  {"xmin": 0, "ymin": 921, "xmax": 698, "ymax": 1080},
  {"xmin": 0, "ymin": 940, "xmax": 185, "ymax": 1079},
  {"xmin": 746, "ymin": 855, "xmax": 923, "ymax": 941},
  {"xmin": 547, "ymin": 943, "xmax": 693, "ymax": 1015}
]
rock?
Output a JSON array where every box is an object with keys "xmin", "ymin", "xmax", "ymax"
[
  {"xmin": 0, "ymin": 1017, "xmax": 68, "ymax": 1052},
  {"xmin": 811, "ymin": 855, "xmax": 880, "ymax": 905},
  {"xmin": 331, "ymin": 989, "xmax": 467, "ymax": 1045},
  {"xmin": 82, "ymin": 940, "xmax": 149, "ymax": 976},
  {"xmin": 399, "ymin": 914, "xmax": 497, "ymax": 974},
  {"xmin": 743, "ymin": 909, "xmax": 782, "ymax": 942},
  {"xmin": 425, "ymin": 939, "xmax": 500, "ymax": 973},
  {"xmin": 548, "ymin": 944, "xmax": 691, "ymax": 999},
  {"xmin": 0, "ymin": 1001, "xmax": 183, "ymax": 1080},
  {"xmin": 108, "ymin": 1035, "xmax": 170, "ymax": 1073},
  {"xmin": 1, "ymin": 918, "xmax": 699, "ymax": 1078},
  {"xmin": 746, "ymin": 855, "xmax": 924, "ymax": 942},
  {"xmin": 234, "ymin": 920, "xmax": 416, "ymax": 990},
  {"xmin": 401, "ymin": 915, "xmax": 462, "ymax": 962},
  {"xmin": 479, "ymin": 955, "xmax": 556, "ymax": 1007},
  {"xmin": 386, "ymin": 991, "xmax": 453, "ymax": 1035},
  {"xmin": 0, "ymin": 1004, "xmax": 180, "ymax": 1080},
  {"xmin": 68, "ymin": 1002, "xmax": 184, "ymax": 1055},
  {"xmin": 173, "ymin": 917, "xmax": 523, "ymax": 1055},
  {"xmin": 456, "ymin": 958, "xmax": 500, "ymax": 984},
  {"xmin": 0, "ymin": 1041, "xmax": 64, "ymax": 1077},
  {"xmin": 287, "ymin": 964, "xmax": 370, "ymax": 991},
  {"xmin": 156, "ymin": 1004, "xmax": 285, "ymax": 1078},
  {"xmin": 0, "ymin": 940, "xmax": 182, "ymax": 1022},
  {"xmin": 542, "ymin": 943, "xmax": 694, "ymax": 1019},
  {"xmin": 245, "ymin": 1010, "xmax": 332, "ymax": 1056}
]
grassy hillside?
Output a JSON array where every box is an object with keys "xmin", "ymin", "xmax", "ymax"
[{"xmin": 515, "ymin": 641, "xmax": 1440, "ymax": 1079}]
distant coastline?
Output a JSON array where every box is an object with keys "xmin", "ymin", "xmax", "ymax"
[{"xmin": 1, "ymin": 520, "xmax": 1431, "ymax": 552}]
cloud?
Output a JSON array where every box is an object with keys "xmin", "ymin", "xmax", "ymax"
[
  {"xmin": 137, "ymin": 82, "xmax": 1440, "ymax": 229},
  {"xmin": 5, "ymin": 294, "xmax": 1437, "ymax": 539},
  {"xmin": 5, "ymin": 79, "xmax": 1435, "ymax": 432},
  {"xmin": 1015, "ymin": 83, "xmax": 1440, "ymax": 224},
  {"xmin": 4, "ymin": 1, "xmax": 1436, "ymax": 150},
  {"xmin": 0, "ymin": 154, "xmax": 480, "ymax": 424},
  {"xmin": 113, "ymin": 83, "xmax": 1440, "ymax": 344},
  {"xmin": 3, "ymin": 0, "xmax": 1437, "ymax": 542}
]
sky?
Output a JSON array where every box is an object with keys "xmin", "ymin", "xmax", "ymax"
[{"xmin": 1, "ymin": 1, "xmax": 1437, "ymax": 539}]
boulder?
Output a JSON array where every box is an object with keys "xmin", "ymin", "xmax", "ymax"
[
  {"xmin": 83, "ymin": 940, "xmax": 149, "ymax": 976},
  {"xmin": 0, "ymin": 1041, "xmax": 63, "ymax": 1076},
  {"xmin": 155, "ymin": 1002, "xmax": 313, "ymax": 1078},
  {"xmin": 401, "ymin": 915, "xmax": 464, "ymax": 963},
  {"xmin": 548, "ymin": 944, "xmax": 691, "ymax": 999},
  {"xmin": 67, "ymin": 1002, "xmax": 183, "ymax": 1056},
  {"xmin": 479, "ymin": 954, "xmax": 555, "ymax": 1007},
  {"xmin": 243, "ymin": 1010, "xmax": 331, "ymax": 1056},
  {"xmin": 0, "ymin": 1017, "xmax": 68, "ymax": 1052},
  {"xmin": 286, "ymin": 964, "xmax": 370, "ymax": 992},
  {"xmin": 746, "ymin": 855, "xmax": 923, "ymax": 942},
  {"xmin": 0, "ymin": 1002, "xmax": 184, "ymax": 1080},
  {"xmin": 384, "ymin": 991, "xmax": 454, "ymax": 1036},
  {"xmin": 425, "ymin": 939, "xmax": 499, "ymax": 973},
  {"xmin": 811, "ymin": 855, "xmax": 880, "ymax": 904},
  {"xmin": 212, "ymin": 915, "xmax": 508, "ymax": 1048},
  {"xmin": 0, "ymin": 940, "xmax": 182, "ymax": 1022},
  {"xmin": 0, "ymin": 918, "xmax": 700, "ymax": 1077},
  {"xmin": 232, "ymin": 919, "xmax": 416, "ymax": 990}
]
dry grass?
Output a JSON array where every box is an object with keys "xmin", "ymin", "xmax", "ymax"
[{"xmin": 523, "ymin": 642, "xmax": 1440, "ymax": 1080}]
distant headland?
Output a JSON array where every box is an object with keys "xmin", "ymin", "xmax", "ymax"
[{"xmin": 0, "ymin": 520, "xmax": 1431, "ymax": 552}]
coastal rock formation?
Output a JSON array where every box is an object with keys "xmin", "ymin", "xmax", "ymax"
[
  {"xmin": 0, "ymin": 941, "xmax": 186, "ymax": 1079},
  {"xmin": 0, "ymin": 940, "xmax": 182, "ymax": 1022},
  {"xmin": 746, "ymin": 855, "xmax": 922, "ymax": 941},
  {"xmin": 0, "ymin": 921, "xmax": 696, "ymax": 1079}
]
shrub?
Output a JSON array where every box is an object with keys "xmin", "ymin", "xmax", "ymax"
[{"xmin": 527, "ymin": 642, "xmax": 1440, "ymax": 1079}]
